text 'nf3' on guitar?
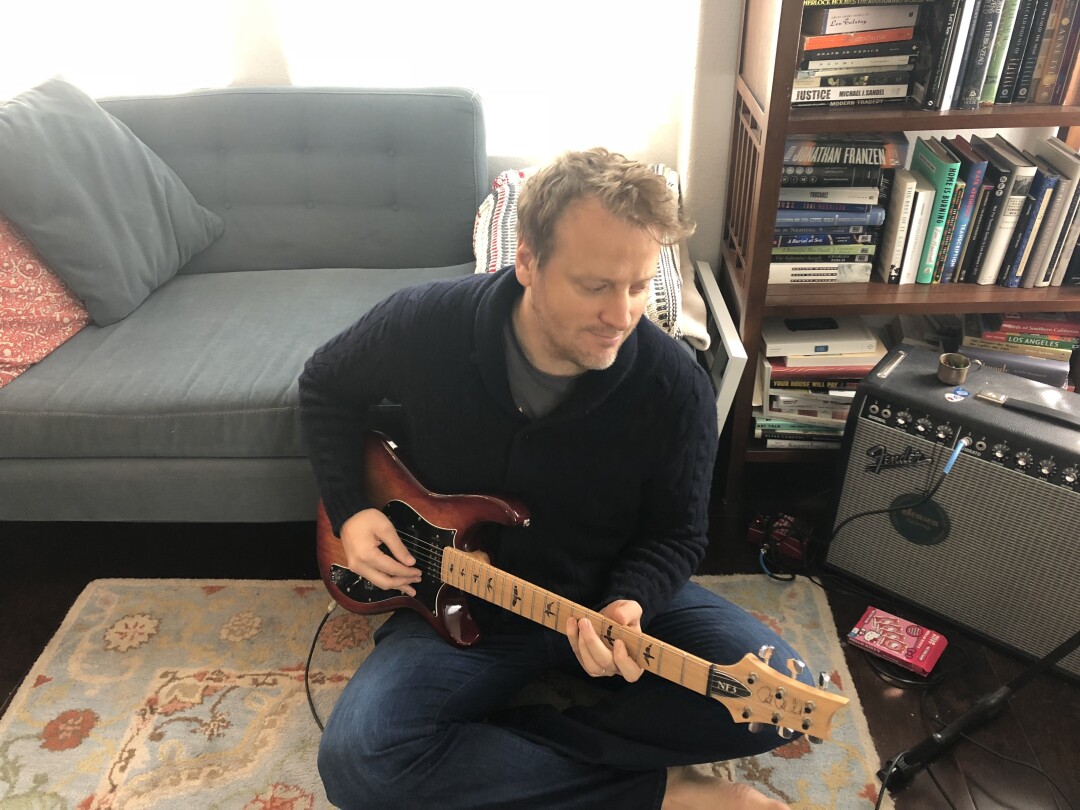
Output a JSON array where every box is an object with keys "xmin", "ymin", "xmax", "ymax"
[{"xmin": 315, "ymin": 432, "xmax": 849, "ymax": 742}]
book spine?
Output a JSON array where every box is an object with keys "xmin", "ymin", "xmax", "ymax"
[
  {"xmin": 933, "ymin": 179, "xmax": 967, "ymax": 281},
  {"xmin": 794, "ymin": 66, "xmax": 913, "ymax": 83},
  {"xmin": 912, "ymin": 140, "xmax": 960, "ymax": 282},
  {"xmin": 780, "ymin": 164, "xmax": 883, "ymax": 187},
  {"xmin": 768, "ymin": 263, "xmax": 874, "ymax": 283},
  {"xmin": 957, "ymin": 0, "xmax": 1005, "ymax": 109},
  {"xmin": 980, "ymin": 0, "xmax": 1024, "ymax": 103},
  {"xmin": 773, "ymin": 244, "xmax": 877, "ymax": 256},
  {"xmin": 942, "ymin": 149, "xmax": 989, "ymax": 282},
  {"xmin": 1051, "ymin": 0, "xmax": 1080, "ymax": 101},
  {"xmin": 791, "ymin": 84, "xmax": 910, "ymax": 103},
  {"xmin": 962, "ymin": 335, "xmax": 1074, "ymax": 359},
  {"xmin": 1013, "ymin": 0, "xmax": 1056, "ymax": 100},
  {"xmin": 976, "ymin": 189, "xmax": 1029, "ymax": 282},
  {"xmin": 1034, "ymin": 0, "xmax": 1080, "ymax": 102},
  {"xmin": 959, "ymin": 179, "xmax": 1004, "ymax": 282},
  {"xmin": 996, "ymin": 0, "xmax": 1041, "ymax": 102},
  {"xmin": 899, "ymin": 184, "xmax": 933, "ymax": 284},
  {"xmin": 1047, "ymin": 188, "xmax": 1080, "ymax": 284},
  {"xmin": 948, "ymin": 0, "xmax": 988, "ymax": 108},
  {"xmin": 798, "ymin": 39, "xmax": 924, "ymax": 62},
  {"xmin": 773, "ymin": 225, "xmax": 875, "ymax": 235},
  {"xmin": 803, "ymin": 54, "xmax": 918, "ymax": 70},
  {"xmin": 800, "ymin": 0, "xmax": 936, "ymax": 6},
  {"xmin": 802, "ymin": 4, "xmax": 923, "ymax": 35},
  {"xmin": 773, "ymin": 232, "xmax": 878, "ymax": 246},
  {"xmin": 777, "ymin": 201, "xmax": 877, "ymax": 212},
  {"xmin": 1017, "ymin": 0, "xmax": 1065, "ymax": 102},
  {"xmin": 1001, "ymin": 176, "xmax": 1056, "ymax": 286},
  {"xmin": 774, "ymin": 208, "xmax": 886, "ymax": 226},
  {"xmin": 783, "ymin": 138, "xmax": 908, "ymax": 167},
  {"xmin": 877, "ymin": 171, "xmax": 917, "ymax": 283},
  {"xmin": 801, "ymin": 27, "xmax": 916, "ymax": 52},
  {"xmin": 913, "ymin": 0, "xmax": 966, "ymax": 109},
  {"xmin": 996, "ymin": 314, "xmax": 1080, "ymax": 336},
  {"xmin": 763, "ymin": 438, "xmax": 843, "ymax": 449}
]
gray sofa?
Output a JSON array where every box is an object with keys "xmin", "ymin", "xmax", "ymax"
[{"xmin": 0, "ymin": 86, "xmax": 486, "ymax": 522}]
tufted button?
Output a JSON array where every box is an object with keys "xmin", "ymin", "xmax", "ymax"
[
  {"xmin": 219, "ymin": 147, "xmax": 227, "ymax": 156},
  {"xmin": 388, "ymin": 149, "xmax": 396, "ymax": 157},
  {"xmin": 306, "ymin": 201, "xmax": 315, "ymax": 209},
  {"xmin": 303, "ymin": 146, "xmax": 311, "ymax": 154},
  {"xmin": 223, "ymin": 202, "xmax": 232, "ymax": 210},
  {"xmin": 391, "ymin": 204, "xmax": 400, "ymax": 212}
]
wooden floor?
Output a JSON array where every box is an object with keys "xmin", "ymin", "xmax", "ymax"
[{"xmin": 1, "ymin": 510, "xmax": 1077, "ymax": 810}]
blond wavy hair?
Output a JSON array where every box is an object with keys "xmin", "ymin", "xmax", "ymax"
[{"xmin": 517, "ymin": 148, "xmax": 695, "ymax": 268}]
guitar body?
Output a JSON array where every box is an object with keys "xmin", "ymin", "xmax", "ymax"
[{"xmin": 315, "ymin": 433, "xmax": 531, "ymax": 646}]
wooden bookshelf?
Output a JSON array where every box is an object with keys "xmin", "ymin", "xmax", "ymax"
[{"xmin": 715, "ymin": 0, "xmax": 1080, "ymax": 539}]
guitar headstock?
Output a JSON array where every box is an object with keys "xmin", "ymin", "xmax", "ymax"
[{"xmin": 709, "ymin": 647, "xmax": 849, "ymax": 742}]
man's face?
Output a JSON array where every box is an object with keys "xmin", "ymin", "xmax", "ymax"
[{"xmin": 514, "ymin": 197, "xmax": 660, "ymax": 376}]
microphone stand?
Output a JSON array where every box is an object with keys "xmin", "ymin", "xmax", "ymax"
[{"xmin": 879, "ymin": 627, "xmax": 1080, "ymax": 789}]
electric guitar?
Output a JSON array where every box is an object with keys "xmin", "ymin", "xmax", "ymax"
[{"xmin": 315, "ymin": 433, "xmax": 849, "ymax": 741}]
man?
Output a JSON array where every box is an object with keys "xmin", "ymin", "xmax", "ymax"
[{"xmin": 299, "ymin": 148, "xmax": 809, "ymax": 809}]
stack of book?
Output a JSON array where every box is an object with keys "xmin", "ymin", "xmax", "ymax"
[
  {"xmin": 912, "ymin": 0, "xmax": 1080, "ymax": 111},
  {"xmin": 774, "ymin": 132, "xmax": 910, "ymax": 283},
  {"xmin": 960, "ymin": 311, "xmax": 1078, "ymax": 386},
  {"xmin": 754, "ymin": 315, "xmax": 886, "ymax": 448},
  {"xmin": 877, "ymin": 132, "xmax": 1080, "ymax": 287},
  {"xmin": 794, "ymin": 1, "xmax": 932, "ymax": 107}
]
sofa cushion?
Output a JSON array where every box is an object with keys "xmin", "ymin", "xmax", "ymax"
[
  {"xmin": 0, "ymin": 217, "xmax": 91, "ymax": 388},
  {"xmin": 0, "ymin": 79, "xmax": 224, "ymax": 326},
  {"xmin": 0, "ymin": 265, "xmax": 472, "ymax": 459}
]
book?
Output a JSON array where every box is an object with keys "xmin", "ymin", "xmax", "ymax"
[
  {"xmin": 952, "ymin": 181, "xmax": 995, "ymax": 282},
  {"xmin": 778, "ymin": 186, "xmax": 881, "ymax": 205},
  {"xmin": 1011, "ymin": 0, "xmax": 1057, "ymax": 101},
  {"xmin": 768, "ymin": 262, "xmax": 874, "ymax": 283},
  {"xmin": 961, "ymin": 314, "xmax": 1077, "ymax": 359},
  {"xmin": 802, "ymin": 4, "xmax": 923, "ymax": 35},
  {"xmin": 977, "ymin": 313, "xmax": 1079, "ymax": 346},
  {"xmin": 1050, "ymin": 0, "xmax": 1080, "ymax": 102},
  {"xmin": 797, "ymin": 38, "xmax": 925, "ymax": 64},
  {"xmin": 939, "ymin": 136, "xmax": 989, "ymax": 282},
  {"xmin": 774, "ymin": 225, "xmax": 878, "ymax": 236},
  {"xmin": 1039, "ymin": 138, "xmax": 1080, "ymax": 286},
  {"xmin": 793, "ymin": 68, "xmax": 915, "ymax": 88},
  {"xmin": 899, "ymin": 169, "xmax": 936, "ymax": 284},
  {"xmin": 990, "ymin": 311, "xmax": 1080, "ymax": 337},
  {"xmin": 801, "ymin": 27, "xmax": 916, "ymax": 52},
  {"xmin": 782, "ymin": 133, "xmax": 909, "ymax": 167},
  {"xmin": 979, "ymin": 0, "xmax": 1025, "ymax": 103},
  {"xmin": 762, "ymin": 438, "xmax": 843, "ymax": 449},
  {"xmin": 1021, "ymin": 137, "xmax": 1080, "ymax": 286},
  {"xmin": 955, "ymin": 0, "xmax": 1005, "ymax": 109},
  {"xmin": 940, "ymin": 0, "xmax": 983, "ymax": 110},
  {"xmin": 800, "ymin": 0, "xmax": 937, "ymax": 5},
  {"xmin": 910, "ymin": 0, "xmax": 973, "ymax": 109},
  {"xmin": 778, "ymin": 201, "xmax": 879, "ymax": 211},
  {"xmin": 1033, "ymin": 0, "xmax": 1080, "ymax": 103},
  {"xmin": 791, "ymin": 84, "xmax": 911, "ymax": 103},
  {"xmin": 995, "ymin": 0, "xmax": 1041, "ymax": 103},
  {"xmin": 910, "ymin": 137, "xmax": 961, "ymax": 282},
  {"xmin": 958, "ymin": 342, "xmax": 1073, "ymax": 386},
  {"xmin": 801, "ymin": 53, "xmax": 920, "ymax": 71},
  {"xmin": 762, "ymin": 316, "xmax": 878, "ymax": 356},
  {"xmin": 773, "ymin": 231, "xmax": 878, "ymax": 246},
  {"xmin": 772, "ymin": 243, "xmax": 877, "ymax": 255},
  {"xmin": 969, "ymin": 134, "xmax": 1037, "ymax": 284},
  {"xmin": 876, "ymin": 167, "xmax": 918, "ymax": 282},
  {"xmin": 775, "ymin": 207, "xmax": 887, "ymax": 227},
  {"xmin": 998, "ymin": 154, "xmax": 1059, "ymax": 286},
  {"xmin": 779, "ymin": 164, "xmax": 883, "ymax": 187},
  {"xmin": 1024, "ymin": 0, "xmax": 1068, "ymax": 101},
  {"xmin": 932, "ymin": 176, "xmax": 967, "ymax": 281}
]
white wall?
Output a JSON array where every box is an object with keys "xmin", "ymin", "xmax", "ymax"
[{"xmin": 1, "ymin": 1, "xmax": 739, "ymax": 267}]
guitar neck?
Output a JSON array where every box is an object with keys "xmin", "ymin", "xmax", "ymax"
[{"xmin": 441, "ymin": 547, "xmax": 715, "ymax": 696}]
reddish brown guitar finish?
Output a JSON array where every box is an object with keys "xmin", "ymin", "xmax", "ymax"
[{"xmin": 315, "ymin": 433, "xmax": 530, "ymax": 646}]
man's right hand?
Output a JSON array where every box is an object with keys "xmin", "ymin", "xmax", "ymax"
[{"xmin": 339, "ymin": 509, "xmax": 423, "ymax": 596}]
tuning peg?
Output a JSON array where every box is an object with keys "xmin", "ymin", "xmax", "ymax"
[
  {"xmin": 747, "ymin": 722, "xmax": 768, "ymax": 733},
  {"xmin": 777, "ymin": 727, "xmax": 796, "ymax": 739},
  {"xmin": 818, "ymin": 672, "xmax": 831, "ymax": 690},
  {"xmin": 757, "ymin": 644, "xmax": 775, "ymax": 665},
  {"xmin": 788, "ymin": 659, "xmax": 807, "ymax": 677},
  {"xmin": 808, "ymin": 736, "xmax": 824, "ymax": 745}
]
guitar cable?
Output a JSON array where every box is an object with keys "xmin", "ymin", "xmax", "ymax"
[{"xmin": 305, "ymin": 600, "xmax": 337, "ymax": 732}]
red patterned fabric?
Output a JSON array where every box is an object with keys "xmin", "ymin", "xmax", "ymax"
[{"xmin": 1, "ymin": 216, "xmax": 90, "ymax": 388}]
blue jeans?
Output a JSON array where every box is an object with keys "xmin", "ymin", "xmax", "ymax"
[{"xmin": 318, "ymin": 581, "xmax": 813, "ymax": 810}]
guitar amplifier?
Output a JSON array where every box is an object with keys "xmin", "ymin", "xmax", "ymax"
[{"xmin": 826, "ymin": 345, "xmax": 1080, "ymax": 677}]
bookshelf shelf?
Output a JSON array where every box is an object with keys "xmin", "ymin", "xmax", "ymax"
[
  {"xmin": 788, "ymin": 103, "xmax": 1080, "ymax": 134},
  {"xmin": 713, "ymin": 0, "xmax": 1080, "ymax": 539}
]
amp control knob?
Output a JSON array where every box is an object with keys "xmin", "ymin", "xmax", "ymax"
[
  {"xmin": 895, "ymin": 410, "xmax": 913, "ymax": 427},
  {"xmin": 935, "ymin": 424, "xmax": 954, "ymax": 441},
  {"xmin": 915, "ymin": 418, "xmax": 933, "ymax": 434},
  {"xmin": 1014, "ymin": 450, "xmax": 1034, "ymax": 469},
  {"xmin": 991, "ymin": 443, "xmax": 1010, "ymax": 460},
  {"xmin": 1061, "ymin": 466, "xmax": 1078, "ymax": 485},
  {"xmin": 1038, "ymin": 460, "xmax": 1056, "ymax": 477}
]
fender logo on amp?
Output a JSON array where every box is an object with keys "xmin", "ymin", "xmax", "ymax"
[{"xmin": 864, "ymin": 444, "xmax": 932, "ymax": 475}]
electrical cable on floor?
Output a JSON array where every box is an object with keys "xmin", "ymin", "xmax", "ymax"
[{"xmin": 305, "ymin": 600, "xmax": 337, "ymax": 732}]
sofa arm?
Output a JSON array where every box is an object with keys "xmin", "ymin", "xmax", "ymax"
[{"xmin": 694, "ymin": 260, "xmax": 747, "ymax": 433}]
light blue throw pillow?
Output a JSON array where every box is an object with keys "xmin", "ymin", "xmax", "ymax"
[{"xmin": 0, "ymin": 79, "xmax": 224, "ymax": 325}]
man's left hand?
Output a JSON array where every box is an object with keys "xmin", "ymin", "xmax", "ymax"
[{"xmin": 566, "ymin": 600, "xmax": 645, "ymax": 682}]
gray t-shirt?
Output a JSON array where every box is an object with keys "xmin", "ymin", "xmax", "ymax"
[{"xmin": 503, "ymin": 321, "xmax": 578, "ymax": 419}]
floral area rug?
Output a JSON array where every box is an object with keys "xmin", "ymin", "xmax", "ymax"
[{"xmin": 0, "ymin": 576, "xmax": 890, "ymax": 809}]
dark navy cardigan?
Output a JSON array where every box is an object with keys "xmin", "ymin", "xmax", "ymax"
[{"xmin": 298, "ymin": 268, "xmax": 718, "ymax": 627}]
